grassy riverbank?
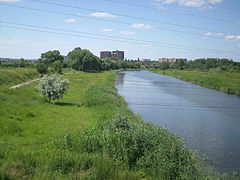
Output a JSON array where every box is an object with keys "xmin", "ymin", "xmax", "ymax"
[
  {"xmin": 0, "ymin": 68, "xmax": 38, "ymax": 87},
  {"xmin": 151, "ymin": 69, "xmax": 240, "ymax": 96},
  {"xmin": 0, "ymin": 68, "xmax": 226, "ymax": 179}
]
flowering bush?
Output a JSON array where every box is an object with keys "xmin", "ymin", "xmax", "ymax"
[{"xmin": 38, "ymin": 74, "xmax": 69, "ymax": 103}]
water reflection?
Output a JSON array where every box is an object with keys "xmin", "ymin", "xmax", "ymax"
[{"xmin": 116, "ymin": 71, "xmax": 240, "ymax": 174}]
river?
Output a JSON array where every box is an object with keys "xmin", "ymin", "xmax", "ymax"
[{"xmin": 116, "ymin": 70, "xmax": 240, "ymax": 174}]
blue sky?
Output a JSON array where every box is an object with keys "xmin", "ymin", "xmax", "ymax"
[{"xmin": 0, "ymin": 0, "xmax": 240, "ymax": 61}]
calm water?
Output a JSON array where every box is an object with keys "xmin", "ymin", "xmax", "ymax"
[{"xmin": 116, "ymin": 71, "xmax": 240, "ymax": 174}]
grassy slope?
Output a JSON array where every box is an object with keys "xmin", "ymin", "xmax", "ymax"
[
  {"xmin": 151, "ymin": 69, "xmax": 240, "ymax": 96},
  {"xmin": 0, "ymin": 68, "xmax": 227, "ymax": 179},
  {"xmin": 0, "ymin": 68, "xmax": 39, "ymax": 87},
  {"xmin": 0, "ymin": 70, "xmax": 112, "ymax": 177}
]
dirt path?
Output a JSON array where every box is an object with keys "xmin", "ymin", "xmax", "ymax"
[
  {"xmin": 10, "ymin": 72, "xmax": 73, "ymax": 89},
  {"xmin": 10, "ymin": 78, "xmax": 41, "ymax": 89}
]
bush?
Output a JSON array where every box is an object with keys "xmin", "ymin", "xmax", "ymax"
[
  {"xmin": 51, "ymin": 60, "xmax": 63, "ymax": 74},
  {"xmin": 38, "ymin": 74, "xmax": 69, "ymax": 103},
  {"xmin": 52, "ymin": 113, "xmax": 206, "ymax": 179},
  {"xmin": 36, "ymin": 62, "xmax": 48, "ymax": 75}
]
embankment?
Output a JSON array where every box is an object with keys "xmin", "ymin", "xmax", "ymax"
[
  {"xmin": 0, "ymin": 68, "xmax": 222, "ymax": 179},
  {"xmin": 151, "ymin": 69, "xmax": 240, "ymax": 97}
]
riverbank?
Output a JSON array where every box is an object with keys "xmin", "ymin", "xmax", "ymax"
[
  {"xmin": 150, "ymin": 69, "xmax": 240, "ymax": 96},
  {"xmin": 0, "ymin": 68, "xmax": 223, "ymax": 179}
]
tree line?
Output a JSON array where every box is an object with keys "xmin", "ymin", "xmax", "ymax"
[
  {"xmin": 1, "ymin": 48, "xmax": 239, "ymax": 73},
  {"xmin": 147, "ymin": 58, "xmax": 240, "ymax": 73}
]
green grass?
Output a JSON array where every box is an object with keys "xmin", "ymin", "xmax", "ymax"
[
  {"xmin": 151, "ymin": 69, "xmax": 240, "ymax": 96},
  {"xmin": 0, "ymin": 68, "xmax": 39, "ymax": 87},
  {"xmin": 1, "ymin": 68, "xmax": 235, "ymax": 179}
]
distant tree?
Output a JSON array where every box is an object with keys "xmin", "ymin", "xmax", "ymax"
[
  {"xmin": 38, "ymin": 74, "xmax": 69, "ymax": 103},
  {"xmin": 36, "ymin": 59, "xmax": 48, "ymax": 75},
  {"xmin": 19, "ymin": 58, "xmax": 25, "ymax": 67},
  {"xmin": 52, "ymin": 60, "xmax": 63, "ymax": 74},
  {"xmin": 178, "ymin": 59, "xmax": 185, "ymax": 70},
  {"xmin": 68, "ymin": 47, "xmax": 103, "ymax": 72},
  {"xmin": 41, "ymin": 50, "xmax": 63, "ymax": 64},
  {"xmin": 159, "ymin": 61, "xmax": 170, "ymax": 70}
]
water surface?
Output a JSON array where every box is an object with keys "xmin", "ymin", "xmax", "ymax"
[{"xmin": 116, "ymin": 71, "xmax": 240, "ymax": 174}]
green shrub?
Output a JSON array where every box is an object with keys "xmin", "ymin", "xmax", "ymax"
[
  {"xmin": 51, "ymin": 60, "xmax": 63, "ymax": 74},
  {"xmin": 36, "ymin": 62, "xmax": 48, "ymax": 75},
  {"xmin": 52, "ymin": 113, "xmax": 206, "ymax": 179}
]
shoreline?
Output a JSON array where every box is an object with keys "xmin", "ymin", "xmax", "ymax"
[{"xmin": 150, "ymin": 69, "xmax": 240, "ymax": 97}]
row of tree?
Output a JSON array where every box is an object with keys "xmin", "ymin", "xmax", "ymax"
[
  {"xmin": 0, "ymin": 58, "xmax": 34, "ymax": 68},
  {"xmin": 1, "ymin": 48, "xmax": 239, "ymax": 73},
  {"xmin": 35, "ymin": 47, "xmax": 141, "ymax": 74},
  {"xmin": 147, "ymin": 58, "xmax": 240, "ymax": 73}
]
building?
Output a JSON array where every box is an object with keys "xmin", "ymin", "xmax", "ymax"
[
  {"xmin": 100, "ymin": 50, "xmax": 125, "ymax": 60},
  {"xmin": 112, "ymin": 50, "xmax": 124, "ymax": 60},
  {"xmin": 158, "ymin": 58, "xmax": 187, "ymax": 63},
  {"xmin": 142, "ymin": 59, "xmax": 151, "ymax": 62},
  {"xmin": 176, "ymin": 58, "xmax": 187, "ymax": 63},
  {"xmin": 158, "ymin": 58, "xmax": 169, "ymax": 62},
  {"xmin": 168, "ymin": 58, "xmax": 174, "ymax": 63},
  {"xmin": 100, "ymin": 51, "xmax": 112, "ymax": 59},
  {"xmin": 63, "ymin": 56, "xmax": 68, "ymax": 62}
]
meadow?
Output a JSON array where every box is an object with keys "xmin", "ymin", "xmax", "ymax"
[
  {"xmin": 0, "ymin": 68, "xmax": 234, "ymax": 179},
  {"xmin": 151, "ymin": 69, "xmax": 240, "ymax": 96}
]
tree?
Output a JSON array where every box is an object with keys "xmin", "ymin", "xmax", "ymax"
[
  {"xmin": 52, "ymin": 60, "xmax": 63, "ymax": 74},
  {"xmin": 178, "ymin": 59, "xmax": 185, "ymax": 70},
  {"xmin": 159, "ymin": 61, "xmax": 170, "ymax": 70},
  {"xmin": 38, "ymin": 74, "xmax": 69, "ymax": 103},
  {"xmin": 68, "ymin": 47, "xmax": 103, "ymax": 72},
  {"xmin": 19, "ymin": 58, "xmax": 25, "ymax": 67},
  {"xmin": 41, "ymin": 50, "xmax": 64, "ymax": 64},
  {"xmin": 36, "ymin": 59, "xmax": 48, "ymax": 75}
]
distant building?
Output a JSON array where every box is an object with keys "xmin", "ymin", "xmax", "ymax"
[
  {"xmin": 100, "ymin": 50, "xmax": 125, "ymax": 60},
  {"xmin": 63, "ymin": 56, "xmax": 68, "ymax": 62},
  {"xmin": 158, "ymin": 58, "xmax": 187, "ymax": 63},
  {"xmin": 112, "ymin": 50, "xmax": 124, "ymax": 60},
  {"xmin": 100, "ymin": 51, "xmax": 112, "ymax": 59},
  {"xmin": 169, "ymin": 58, "xmax": 176, "ymax": 63},
  {"xmin": 158, "ymin": 58, "xmax": 169, "ymax": 62},
  {"xmin": 142, "ymin": 59, "xmax": 151, "ymax": 62},
  {"xmin": 176, "ymin": 58, "xmax": 187, "ymax": 63}
]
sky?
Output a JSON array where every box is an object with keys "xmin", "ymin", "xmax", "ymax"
[{"xmin": 0, "ymin": 0, "xmax": 240, "ymax": 61}]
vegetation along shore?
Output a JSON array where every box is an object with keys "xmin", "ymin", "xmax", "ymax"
[
  {"xmin": 2, "ymin": 68, "xmax": 230, "ymax": 179},
  {"xmin": 1, "ymin": 49, "xmax": 239, "ymax": 179},
  {"xmin": 150, "ymin": 69, "xmax": 240, "ymax": 97},
  {"xmin": 148, "ymin": 58, "xmax": 240, "ymax": 97}
]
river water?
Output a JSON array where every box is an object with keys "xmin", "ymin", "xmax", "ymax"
[{"xmin": 116, "ymin": 71, "xmax": 240, "ymax": 174}]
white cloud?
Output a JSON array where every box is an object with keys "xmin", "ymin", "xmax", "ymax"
[
  {"xmin": 65, "ymin": 18, "xmax": 76, "ymax": 23},
  {"xmin": 152, "ymin": 0, "xmax": 223, "ymax": 9},
  {"xmin": 101, "ymin": 28, "xmax": 113, "ymax": 32},
  {"xmin": 208, "ymin": 0, "xmax": 223, "ymax": 4},
  {"xmin": 120, "ymin": 31, "xmax": 135, "ymax": 35},
  {"xmin": 142, "ymin": 44, "xmax": 152, "ymax": 47},
  {"xmin": 131, "ymin": 23, "xmax": 153, "ymax": 30},
  {"xmin": 90, "ymin": 12, "xmax": 115, "ymax": 18},
  {"xmin": 225, "ymin": 34, "xmax": 240, "ymax": 41},
  {"xmin": 205, "ymin": 31, "xmax": 225, "ymax": 37},
  {"xmin": 0, "ymin": 0, "xmax": 22, "ymax": 2}
]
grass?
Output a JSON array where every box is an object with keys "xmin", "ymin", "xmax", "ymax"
[
  {"xmin": 151, "ymin": 69, "xmax": 240, "ymax": 96},
  {"xmin": 0, "ymin": 68, "xmax": 237, "ymax": 179},
  {"xmin": 0, "ymin": 68, "xmax": 39, "ymax": 87}
]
